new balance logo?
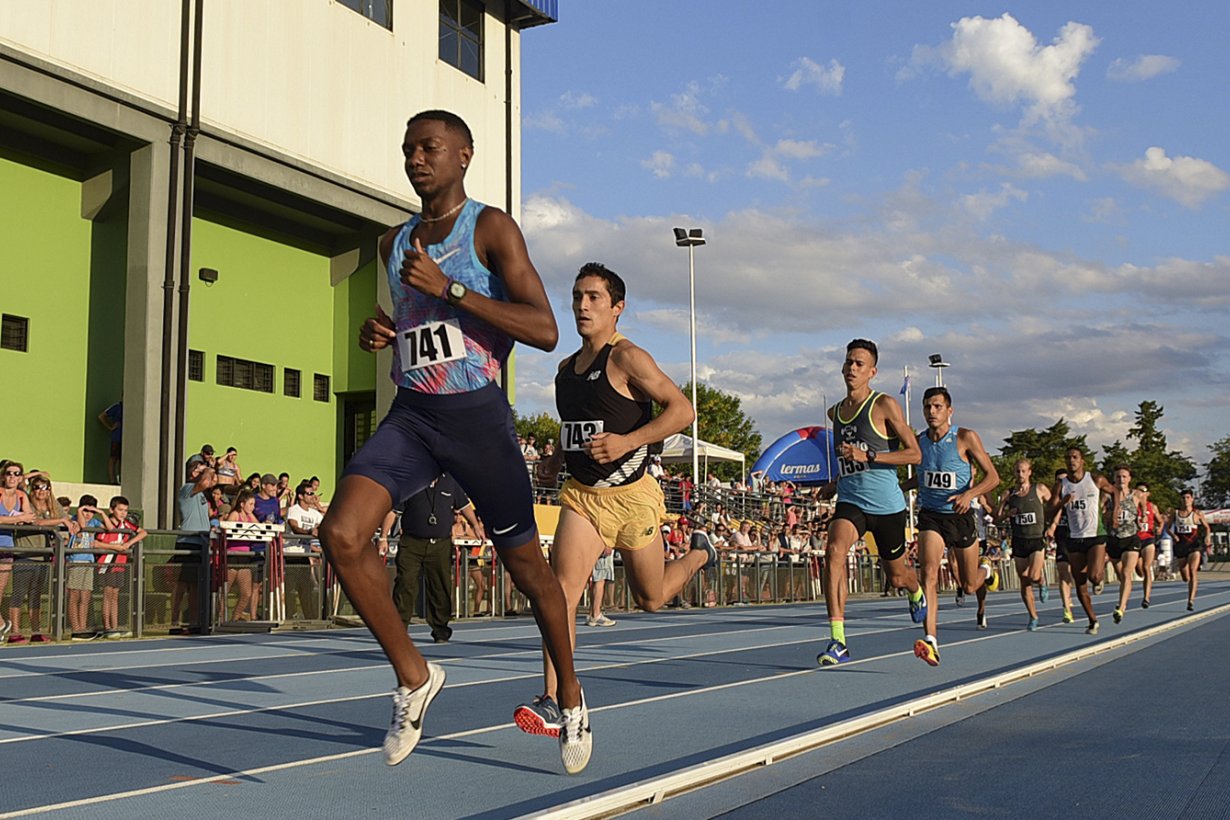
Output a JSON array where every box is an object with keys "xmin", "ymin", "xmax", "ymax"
[{"xmin": 587, "ymin": 371, "xmax": 601, "ymax": 381}]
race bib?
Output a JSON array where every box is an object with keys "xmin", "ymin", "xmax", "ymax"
[
  {"xmin": 1176, "ymin": 521, "xmax": 1194, "ymax": 534},
  {"xmin": 1014, "ymin": 512, "xmax": 1037, "ymax": 526},
  {"xmin": 561, "ymin": 420, "xmax": 603, "ymax": 451},
  {"xmin": 1118, "ymin": 510, "xmax": 1134, "ymax": 525},
  {"xmin": 398, "ymin": 319, "xmax": 465, "ymax": 372},
  {"xmin": 924, "ymin": 471, "xmax": 959, "ymax": 491},
  {"xmin": 837, "ymin": 456, "xmax": 867, "ymax": 477}
]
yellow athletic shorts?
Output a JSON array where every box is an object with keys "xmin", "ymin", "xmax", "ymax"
[{"xmin": 559, "ymin": 473, "xmax": 667, "ymax": 551}]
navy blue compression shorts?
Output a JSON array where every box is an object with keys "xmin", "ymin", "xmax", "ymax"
[{"xmin": 342, "ymin": 381, "xmax": 538, "ymax": 550}]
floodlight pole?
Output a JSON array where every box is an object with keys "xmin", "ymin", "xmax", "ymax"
[{"xmin": 674, "ymin": 227, "xmax": 706, "ymax": 490}]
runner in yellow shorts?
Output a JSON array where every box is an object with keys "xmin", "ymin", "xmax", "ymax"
[{"xmin": 514, "ymin": 263, "xmax": 715, "ymax": 738}]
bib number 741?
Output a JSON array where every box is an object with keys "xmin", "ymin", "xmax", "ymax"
[{"xmin": 398, "ymin": 319, "xmax": 466, "ymax": 372}]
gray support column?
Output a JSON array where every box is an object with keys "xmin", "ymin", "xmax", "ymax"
[
  {"xmin": 375, "ymin": 252, "xmax": 395, "ymax": 420},
  {"xmin": 122, "ymin": 141, "xmax": 175, "ymax": 521}
]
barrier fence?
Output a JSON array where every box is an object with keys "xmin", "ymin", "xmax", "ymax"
[{"xmin": 1, "ymin": 522, "xmax": 1213, "ymax": 642}]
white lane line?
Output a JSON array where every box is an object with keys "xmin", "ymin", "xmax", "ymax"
[
  {"xmin": 530, "ymin": 601, "xmax": 1230, "ymax": 820},
  {"xmin": 0, "ymin": 615, "xmax": 1077, "ymax": 818}
]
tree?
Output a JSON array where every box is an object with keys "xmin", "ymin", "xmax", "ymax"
[
  {"xmin": 1201, "ymin": 435, "xmax": 1230, "ymax": 508},
  {"xmin": 1100, "ymin": 402, "xmax": 1196, "ymax": 513},
  {"xmin": 679, "ymin": 381, "xmax": 762, "ymax": 481},
  {"xmin": 512, "ymin": 410, "xmax": 560, "ymax": 451},
  {"xmin": 991, "ymin": 418, "xmax": 1090, "ymax": 500}
]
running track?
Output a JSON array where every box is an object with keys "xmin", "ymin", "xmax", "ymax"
[{"xmin": 1, "ymin": 580, "xmax": 1226, "ymax": 818}]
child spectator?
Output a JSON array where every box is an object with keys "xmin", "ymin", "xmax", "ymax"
[
  {"xmin": 68, "ymin": 494, "xmax": 105, "ymax": 640},
  {"xmin": 95, "ymin": 496, "xmax": 147, "ymax": 639}
]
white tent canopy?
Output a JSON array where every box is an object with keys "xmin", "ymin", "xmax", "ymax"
[{"xmin": 659, "ymin": 433, "xmax": 746, "ymax": 481}]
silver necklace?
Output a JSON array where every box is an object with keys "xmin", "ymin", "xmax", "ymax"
[{"xmin": 418, "ymin": 198, "xmax": 467, "ymax": 224}]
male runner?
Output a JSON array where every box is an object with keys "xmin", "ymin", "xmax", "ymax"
[
  {"xmin": 997, "ymin": 458, "xmax": 1052, "ymax": 632},
  {"xmin": 1134, "ymin": 481, "xmax": 1163, "ymax": 608},
  {"xmin": 1171, "ymin": 489, "xmax": 1211, "ymax": 611},
  {"xmin": 817, "ymin": 339, "xmax": 923, "ymax": 666},
  {"xmin": 514, "ymin": 263, "xmax": 713, "ymax": 735},
  {"xmin": 1050, "ymin": 448, "xmax": 1115, "ymax": 635},
  {"xmin": 319, "ymin": 110, "xmax": 589, "ymax": 773},
  {"xmin": 1046, "ymin": 468, "xmax": 1076, "ymax": 623},
  {"xmin": 1105, "ymin": 466, "xmax": 1147, "ymax": 625},
  {"xmin": 906, "ymin": 387, "xmax": 1000, "ymax": 666}
]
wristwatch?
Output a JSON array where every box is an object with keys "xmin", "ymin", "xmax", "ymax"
[
  {"xmin": 865, "ymin": 449, "xmax": 878, "ymax": 464},
  {"xmin": 446, "ymin": 279, "xmax": 468, "ymax": 305}
]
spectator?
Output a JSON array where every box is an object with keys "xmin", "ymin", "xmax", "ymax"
[
  {"xmin": 186, "ymin": 443, "xmax": 216, "ymax": 473},
  {"xmin": 308, "ymin": 476, "xmax": 329, "ymax": 511},
  {"xmin": 586, "ymin": 549, "xmax": 617, "ymax": 627},
  {"xmin": 215, "ymin": 447, "xmax": 243, "ymax": 487},
  {"xmin": 225, "ymin": 488, "xmax": 261, "ymax": 622},
  {"xmin": 648, "ymin": 454, "xmax": 665, "ymax": 480},
  {"xmin": 276, "ymin": 473, "xmax": 293, "ymax": 515},
  {"xmin": 521, "ymin": 433, "xmax": 540, "ymax": 463},
  {"xmin": 455, "ymin": 510, "xmax": 489, "ymax": 616},
  {"xmin": 97, "ymin": 400, "xmax": 123, "ymax": 483},
  {"xmin": 285, "ymin": 481, "xmax": 324, "ymax": 620},
  {"xmin": 95, "ymin": 495, "xmax": 147, "ymax": 639},
  {"xmin": 255, "ymin": 474, "xmax": 283, "ymax": 524},
  {"xmin": 243, "ymin": 472, "xmax": 261, "ymax": 492},
  {"xmin": 535, "ymin": 444, "xmax": 564, "ymax": 504},
  {"xmin": 385, "ymin": 473, "xmax": 482, "ymax": 643},
  {"xmin": 207, "ymin": 484, "xmax": 229, "ymax": 525},
  {"xmin": 172, "ymin": 462, "xmax": 214, "ymax": 634},
  {"xmin": 68, "ymin": 494, "xmax": 104, "ymax": 640},
  {"xmin": 9, "ymin": 474, "xmax": 72, "ymax": 642},
  {"xmin": 0, "ymin": 460, "xmax": 33, "ymax": 639}
]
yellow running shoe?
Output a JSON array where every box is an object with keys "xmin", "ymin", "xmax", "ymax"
[
  {"xmin": 981, "ymin": 561, "xmax": 1001, "ymax": 592},
  {"xmin": 913, "ymin": 637, "xmax": 940, "ymax": 667},
  {"xmin": 1062, "ymin": 608, "xmax": 1074, "ymax": 624}
]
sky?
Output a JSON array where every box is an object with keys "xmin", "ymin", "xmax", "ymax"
[{"xmin": 511, "ymin": 2, "xmax": 1229, "ymax": 471}]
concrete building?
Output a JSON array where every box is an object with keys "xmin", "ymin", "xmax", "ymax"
[{"xmin": 0, "ymin": 0, "xmax": 557, "ymax": 524}]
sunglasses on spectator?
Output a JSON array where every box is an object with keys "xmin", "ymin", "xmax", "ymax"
[
  {"xmin": 4, "ymin": 470, "xmax": 22, "ymax": 477},
  {"xmin": 32, "ymin": 485, "xmax": 51, "ymax": 491}
]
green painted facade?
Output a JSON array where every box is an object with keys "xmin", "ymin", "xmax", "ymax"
[
  {"xmin": 187, "ymin": 216, "xmax": 376, "ymax": 489},
  {"xmin": 0, "ymin": 150, "xmax": 377, "ymax": 490},
  {"xmin": 0, "ymin": 152, "xmax": 126, "ymax": 483}
]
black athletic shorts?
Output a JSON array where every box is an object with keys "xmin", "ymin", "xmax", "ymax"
[
  {"xmin": 1054, "ymin": 526, "xmax": 1070, "ymax": 562},
  {"xmin": 343, "ymin": 382, "xmax": 537, "ymax": 550},
  {"xmin": 1106, "ymin": 534, "xmax": 1141, "ymax": 560},
  {"xmin": 833, "ymin": 502, "xmax": 907, "ymax": 561},
  {"xmin": 1137, "ymin": 536, "xmax": 1156, "ymax": 550},
  {"xmin": 1012, "ymin": 537, "xmax": 1047, "ymax": 557},
  {"xmin": 1173, "ymin": 539, "xmax": 1203, "ymax": 560},
  {"xmin": 917, "ymin": 508, "xmax": 978, "ymax": 549},
  {"xmin": 1064, "ymin": 536, "xmax": 1105, "ymax": 555}
]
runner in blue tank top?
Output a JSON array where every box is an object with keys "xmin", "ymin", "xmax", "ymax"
[
  {"xmin": 902, "ymin": 387, "xmax": 1000, "ymax": 666},
  {"xmin": 817, "ymin": 340, "xmax": 923, "ymax": 667},
  {"xmin": 319, "ymin": 111, "xmax": 590, "ymax": 774}
]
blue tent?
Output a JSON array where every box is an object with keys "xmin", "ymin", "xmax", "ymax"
[{"xmin": 751, "ymin": 426, "xmax": 835, "ymax": 485}]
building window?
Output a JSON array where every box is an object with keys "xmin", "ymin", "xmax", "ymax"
[
  {"xmin": 336, "ymin": 0, "xmax": 392, "ymax": 29},
  {"xmin": 440, "ymin": 0, "xmax": 483, "ymax": 81},
  {"xmin": 217, "ymin": 355, "xmax": 275, "ymax": 393},
  {"xmin": 314, "ymin": 374, "xmax": 331, "ymax": 402},
  {"xmin": 188, "ymin": 350, "xmax": 204, "ymax": 382},
  {"xmin": 285, "ymin": 368, "xmax": 301, "ymax": 398},
  {"xmin": 1, "ymin": 314, "xmax": 29, "ymax": 352}
]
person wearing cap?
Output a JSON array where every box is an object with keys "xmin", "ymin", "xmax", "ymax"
[
  {"xmin": 186, "ymin": 444, "xmax": 216, "ymax": 473},
  {"xmin": 648, "ymin": 454, "xmax": 665, "ymax": 480}
]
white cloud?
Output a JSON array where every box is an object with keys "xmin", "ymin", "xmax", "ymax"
[
  {"xmin": 1014, "ymin": 151, "xmax": 1087, "ymax": 180},
  {"xmin": 746, "ymin": 139, "xmax": 831, "ymax": 183},
  {"xmin": 774, "ymin": 139, "xmax": 829, "ymax": 160},
  {"xmin": 1115, "ymin": 146, "xmax": 1230, "ymax": 208},
  {"xmin": 960, "ymin": 183, "xmax": 1028, "ymax": 220},
  {"xmin": 523, "ymin": 109, "xmax": 565, "ymax": 133},
  {"xmin": 783, "ymin": 57, "xmax": 845, "ymax": 95},
  {"xmin": 559, "ymin": 90, "xmax": 597, "ymax": 109},
  {"xmin": 641, "ymin": 150, "xmax": 676, "ymax": 179},
  {"xmin": 910, "ymin": 14, "xmax": 1099, "ymax": 125},
  {"xmin": 650, "ymin": 82, "xmax": 711, "ymax": 135},
  {"xmin": 747, "ymin": 153, "xmax": 788, "ymax": 182},
  {"xmin": 1082, "ymin": 197, "xmax": 1120, "ymax": 224},
  {"xmin": 1107, "ymin": 54, "xmax": 1180, "ymax": 82}
]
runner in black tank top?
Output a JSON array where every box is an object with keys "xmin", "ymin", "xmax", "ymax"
[
  {"xmin": 1171, "ymin": 489, "xmax": 1210, "ymax": 610},
  {"xmin": 514, "ymin": 263, "xmax": 712, "ymax": 740},
  {"xmin": 996, "ymin": 458, "xmax": 1053, "ymax": 631}
]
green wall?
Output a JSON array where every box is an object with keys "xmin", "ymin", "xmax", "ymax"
[
  {"xmin": 187, "ymin": 216, "xmax": 340, "ymax": 489},
  {"xmin": 332, "ymin": 256, "xmax": 377, "ymax": 395},
  {"xmin": 0, "ymin": 153, "xmax": 125, "ymax": 483}
]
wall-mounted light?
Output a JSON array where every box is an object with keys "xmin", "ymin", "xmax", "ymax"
[{"xmin": 199, "ymin": 267, "xmax": 219, "ymax": 286}]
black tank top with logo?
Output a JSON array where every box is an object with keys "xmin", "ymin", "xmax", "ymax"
[{"xmin": 555, "ymin": 337, "xmax": 652, "ymax": 487}]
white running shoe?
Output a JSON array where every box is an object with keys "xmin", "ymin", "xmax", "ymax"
[
  {"xmin": 384, "ymin": 662, "xmax": 446, "ymax": 766},
  {"xmin": 559, "ymin": 689, "xmax": 593, "ymax": 775},
  {"xmin": 586, "ymin": 615, "xmax": 617, "ymax": 627}
]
